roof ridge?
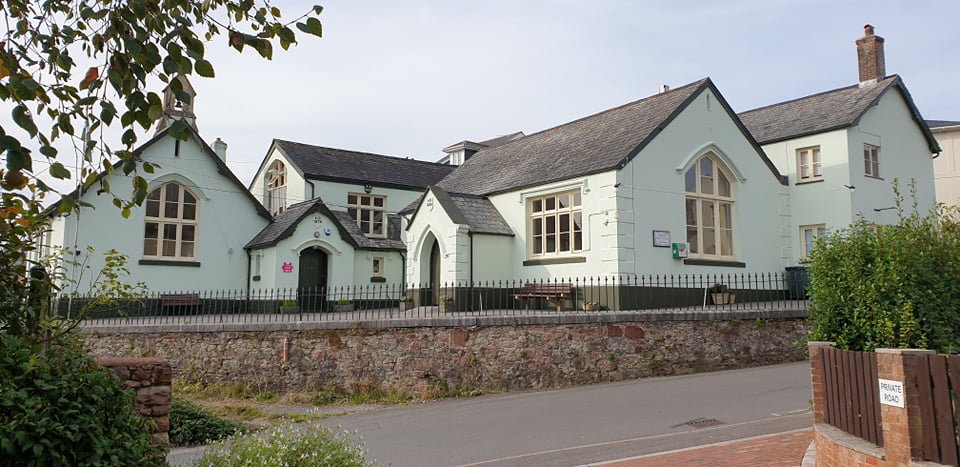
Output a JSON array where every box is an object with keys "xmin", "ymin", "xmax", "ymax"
[
  {"xmin": 739, "ymin": 75, "xmax": 900, "ymax": 116},
  {"xmin": 479, "ymin": 77, "xmax": 711, "ymax": 152},
  {"xmin": 275, "ymin": 139, "xmax": 449, "ymax": 167}
]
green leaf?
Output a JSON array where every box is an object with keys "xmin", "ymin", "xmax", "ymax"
[
  {"xmin": 100, "ymin": 102, "xmax": 117, "ymax": 125},
  {"xmin": 49, "ymin": 163, "xmax": 71, "ymax": 179},
  {"xmin": 194, "ymin": 59, "xmax": 215, "ymax": 78},
  {"xmin": 0, "ymin": 135, "xmax": 20, "ymax": 151},
  {"xmin": 39, "ymin": 146, "xmax": 57, "ymax": 158},
  {"xmin": 313, "ymin": 5, "xmax": 324, "ymax": 14},
  {"xmin": 12, "ymin": 105, "xmax": 38, "ymax": 137},
  {"xmin": 121, "ymin": 129, "xmax": 136, "ymax": 145},
  {"xmin": 7, "ymin": 148, "xmax": 32, "ymax": 172},
  {"xmin": 168, "ymin": 120, "xmax": 191, "ymax": 140},
  {"xmin": 121, "ymin": 207, "xmax": 131, "ymax": 219}
]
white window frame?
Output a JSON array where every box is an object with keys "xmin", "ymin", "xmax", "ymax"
[
  {"xmin": 348, "ymin": 193, "xmax": 387, "ymax": 238},
  {"xmin": 372, "ymin": 256, "xmax": 384, "ymax": 277},
  {"xmin": 685, "ymin": 153, "xmax": 735, "ymax": 260},
  {"xmin": 800, "ymin": 224, "xmax": 826, "ymax": 260},
  {"xmin": 797, "ymin": 146, "xmax": 822, "ymax": 182},
  {"xmin": 266, "ymin": 160, "xmax": 287, "ymax": 215},
  {"xmin": 864, "ymin": 144, "xmax": 880, "ymax": 178},
  {"xmin": 528, "ymin": 189, "xmax": 583, "ymax": 257},
  {"xmin": 143, "ymin": 182, "xmax": 199, "ymax": 260}
]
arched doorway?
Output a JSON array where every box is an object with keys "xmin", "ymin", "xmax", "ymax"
[
  {"xmin": 298, "ymin": 247, "xmax": 328, "ymax": 311},
  {"xmin": 429, "ymin": 241, "xmax": 441, "ymax": 305}
]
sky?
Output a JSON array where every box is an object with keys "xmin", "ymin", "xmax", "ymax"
[{"xmin": 24, "ymin": 0, "xmax": 960, "ymax": 194}]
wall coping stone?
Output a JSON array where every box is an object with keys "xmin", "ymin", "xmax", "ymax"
[
  {"xmin": 82, "ymin": 308, "xmax": 807, "ymax": 334},
  {"xmin": 815, "ymin": 423, "xmax": 886, "ymax": 460}
]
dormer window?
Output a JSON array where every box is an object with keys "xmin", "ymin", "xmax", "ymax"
[
  {"xmin": 348, "ymin": 193, "xmax": 386, "ymax": 238},
  {"xmin": 266, "ymin": 160, "xmax": 286, "ymax": 215}
]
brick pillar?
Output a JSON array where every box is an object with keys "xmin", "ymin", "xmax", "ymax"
[
  {"xmin": 807, "ymin": 341, "xmax": 835, "ymax": 425},
  {"xmin": 875, "ymin": 348, "xmax": 934, "ymax": 464},
  {"xmin": 98, "ymin": 357, "xmax": 173, "ymax": 447}
]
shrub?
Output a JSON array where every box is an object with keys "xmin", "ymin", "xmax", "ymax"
[
  {"xmin": 807, "ymin": 181, "xmax": 960, "ymax": 352},
  {"xmin": 198, "ymin": 424, "xmax": 372, "ymax": 467},
  {"xmin": 0, "ymin": 333, "xmax": 162, "ymax": 465},
  {"xmin": 169, "ymin": 399, "xmax": 246, "ymax": 447}
]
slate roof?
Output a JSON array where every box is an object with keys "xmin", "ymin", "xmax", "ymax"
[
  {"xmin": 269, "ymin": 140, "xmax": 455, "ymax": 190},
  {"xmin": 245, "ymin": 198, "xmax": 404, "ymax": 251},
  {"xmin": 434, "ymin": 78, "xmax": 713, "ymax": 196},
  {"xmin": 432, "ymin": 187, "xmax": 513, "ymax": 236},
  {"xmin": 739, "ymin": 75, "xmax": 940, "ymax": 153},
  {"xmin": 927, "ymin": 120, "xmax": 960, "ymax": 129}
]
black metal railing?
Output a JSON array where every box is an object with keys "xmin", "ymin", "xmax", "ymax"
[{"xmin": 63, "ymin": 272, "xmax": 809, "ymax": 326}]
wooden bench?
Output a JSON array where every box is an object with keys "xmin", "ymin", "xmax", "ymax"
[
  {"xmin": 160, "ymin": 293, "xmax": 201, "ymax": 309},
  {"xmin": 513, "ymin": 283, "xmax": 574, "ymax": 311}
]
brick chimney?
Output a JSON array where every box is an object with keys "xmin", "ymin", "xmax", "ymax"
[{"xmin": 856, "ymin": 24, "xmax": 885, "ymax": 85}]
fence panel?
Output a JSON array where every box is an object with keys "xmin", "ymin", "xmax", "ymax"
[
  {"xmin": 919, "ymin": 354, "xmax": 960, "ymax": 465},
  {"xmin": 821, "ymin": 347, "xmax": 883, "ymax": 447}
]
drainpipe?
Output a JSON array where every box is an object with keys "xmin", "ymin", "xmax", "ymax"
[
  {"xmin": 306, "ymin": 179, "xmax": 316, "ymax": 199},
  {"xmin": 245, "ymin": 249, "xmax": 252, "ymax": 300},
  {"xmin": 468, "ymin": 232, "xmax": 474, "ymax": 284}
]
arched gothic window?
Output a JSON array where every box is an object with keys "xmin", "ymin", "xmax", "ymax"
[
  {"xmin": 684, "ymin": 153, "xmax": 735, "ymax": 259},
  {"xmin": 266, "ymin": 160, "xmax": 287, "ymax": 215},
  {"xmin": 143, "ymin": 183, "xmax": 198, "ymax": 259}
]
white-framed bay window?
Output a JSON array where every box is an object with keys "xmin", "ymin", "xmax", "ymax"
[
  {"xmin": 685, "ymin": 153, "xmax": 735, "ymax": 259},
  {"xmin": 529, "ymin": 189, "xmax": 582, "ymax": 256},
  {"xmin": 143, "ymin": 182, "xmax": 198, "ymax": 260}
]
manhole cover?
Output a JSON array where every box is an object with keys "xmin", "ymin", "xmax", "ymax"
[{"xmin": 672, "ymin": 417, "xmax": 725, "ymax": 428}]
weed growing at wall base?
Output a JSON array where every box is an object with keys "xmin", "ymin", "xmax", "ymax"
[{"xmin": 198, "ymin": 424, "xmax": 372, "ymax": 467}]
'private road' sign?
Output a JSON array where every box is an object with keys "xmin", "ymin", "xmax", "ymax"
[{"xmin": 878, "ymin": 379, "xmax": 905, "ymax": 408}]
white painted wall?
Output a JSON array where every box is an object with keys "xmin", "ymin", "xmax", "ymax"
[
  {"xmin": 309, "ymin": 181, "xmax": 423, "ymax": 214},
  {"xmin": 471, "ymin": 235, "xmax": 513, "ymax": 282},
  {"xmin": 486, "ymin": 171, "xmax": 620, "ymax": 281},
  {"xmin": 619, "ymin": 87, "xmax": 787, "ymax": 275},
  {"xmin": 760, "ymin": 129, "xmax": 852, "ymax": 264},
  {"xmin": 404, "ymin": 191, "xmax": 469, "ymax": 285},
  {"xmin": 933, "ymin": 126, "xmax": 960, "ymax": 206},
  {"xmin": 52, "ymin": 134, "xmax": 269, "ymax": 293},
  {"xmin": 249, "ymin": 147, "xmax": 308, "ymax": 210},
  {"xmin": 252, "ymin": 209, "xmax": 355, "ymax": 290},
  {"xmin": 847, "ymin": 89, "xmax": 936, "ymax": 225}
]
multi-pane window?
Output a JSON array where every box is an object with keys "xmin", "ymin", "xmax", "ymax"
[
  {"xmin": 800, "ymin": 224, "xmax": 826, "ymax": 259},
  {"xmin": 529, "ymin": 189, "xmax": 582, "ymax": 256},
  {"xmin": 372, "ymin": 256, "xmax": 383, "ymax": 277},
  {"xmin": 143, "ymin": 183, "xmax": 198, "ymax": 260},
  {"xmin": 266, "ymin": 160, "xmax": 286, "ymax": 215},
  {"xmin": 797, "ymin": 147, "xmax": 822, "ymax": 182},
  {"xmin": 864, "ymin": 144, "xmax": 880, "ymax": 177},
  {"xmin": 685, "ymin": 153, "xmax": 735, "ymax": 259},
  {"xmin": 348, "ymin": 193, "xmax": 386, "ymax": 238}
]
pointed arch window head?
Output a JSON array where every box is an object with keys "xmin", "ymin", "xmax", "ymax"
[
  {"xmin": 266, "ymin": 160, "xmax": 287, "ymax": 215},
  {"xmin": 685, "ymin": 153, "xmax": 735, "ymax": 259},
  {"xmin": 143, "ymin": 182, "xmax": 198, "ymax": 260}
]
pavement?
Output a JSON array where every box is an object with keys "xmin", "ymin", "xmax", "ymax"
[{"xmin": 586, "ymin": 429, "xmax": 814, "ymax": 467}]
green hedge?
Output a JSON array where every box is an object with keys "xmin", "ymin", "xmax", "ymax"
[
  {"xmin": 807, "ymin": 185, "xmax": 960, "ymax": 352},
  {"xmin": 0, "ymin": 333, "xmax": 162, "ymax": 465}
]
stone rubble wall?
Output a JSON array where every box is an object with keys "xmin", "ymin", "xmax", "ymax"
[
  {"xmin": 97, "ymin": 357, "xmax": 172, "ymax": 446},
  {"xmin": 85, "ymin": 314, "xmax": 808, "ymax": 395}
]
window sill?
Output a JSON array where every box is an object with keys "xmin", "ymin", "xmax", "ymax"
[
  {"xmin": 864, "ymin": 174, "xmax": 884, "ymax": 180},
  {"xmin": 683, "ymin": 258, "xmax": 746, "ymax": 268},
  {"xmin": 139, "ymin": 259, "xmax": 201, "ymax": 267},
  {"xmin": 523, "ymin": 256, "xmax": 587, "ymax": 266},
  {"xmin": 252, "ymin": 275, "xmax": 261, "ymax": 282},
  {"xmin": 370, "ymin": 276, "xmax": 386, "ymax": 283},
  {"xmin": 795, "ymin": 178, "xmax": 824, "ymax": 185}
]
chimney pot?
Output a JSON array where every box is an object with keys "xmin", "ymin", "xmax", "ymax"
[
  {"xmin": 864, "ymin": 24, "xmax": 874, "ymax": 35},
  {"xmin": 659, "ymin": 84, "xmax": 670, "ymax": 94},
  {"xmin": 213, "ymin": 137, "xmax": 227, "ymax": 162}
]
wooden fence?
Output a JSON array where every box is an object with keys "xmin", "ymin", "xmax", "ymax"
[
  {"xmin": 820, "ymin": 347, "xmax": 883, "ymax": 447},
  {"xmin": 916, "ymin": 353, "xmax": 960, "ymax": 465}
]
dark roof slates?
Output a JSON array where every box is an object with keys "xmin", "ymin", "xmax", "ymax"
[{"xmin": 275, "ymin": 140, "xmax": 455, "ymax": 189}]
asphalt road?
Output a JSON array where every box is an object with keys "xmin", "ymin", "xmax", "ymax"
[{"xmin": 319, "ymin": 362, "xmax": 813, "ymax": 467}]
